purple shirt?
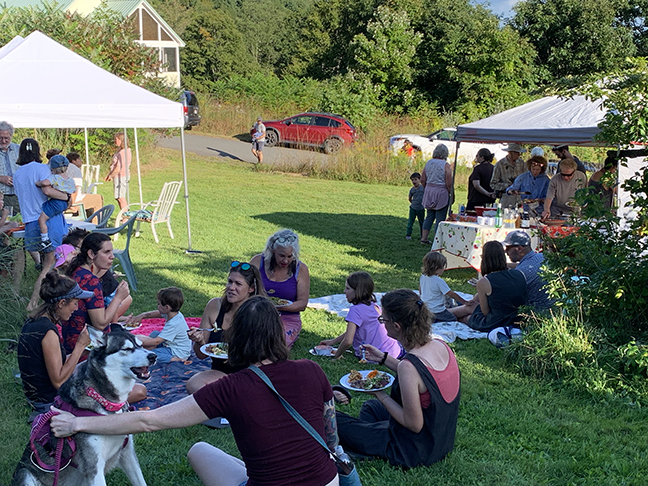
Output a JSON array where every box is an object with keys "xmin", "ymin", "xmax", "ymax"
[
  {"xmin": 346, "ymin": 302, "xmax": 401, "ymax": 358},
  {"xmin": 260, "ymin": 256, "xmax": 299, "ymax": 315}
]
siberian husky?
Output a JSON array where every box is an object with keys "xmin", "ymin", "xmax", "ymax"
[{"xmin": 12, "ymin": 329, "xmax": 157, "ymax": 486}]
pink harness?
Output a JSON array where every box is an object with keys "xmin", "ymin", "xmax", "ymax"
[{"xmin": 29, "ymin": 393, "xmax": 129, "ymax": 486}]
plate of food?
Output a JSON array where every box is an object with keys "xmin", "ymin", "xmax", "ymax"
[
  {"xmin": 200, "ymin": 342, "xmax": 229, "ymax": 359},
  {"xmin": 268, "ymin": 296, "xmax": 292, "ymax": 307},
  {"xmin": 541, "ymin": 219, "xmax": 569, "ymax": 226},
  {"xmin": 340, "ymin": 369, "xmax": 395, "ymax": 392},
  {"xmin": 309, "ymin": 345, "xmax": 338, "ymax": 357}
]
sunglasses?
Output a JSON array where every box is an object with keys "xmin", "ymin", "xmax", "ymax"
[
  {"xmin": 561, "ymin": 171, "xmax": 575, "ymax": 178},
  {"xmin": 378, "ymin": 316, "xmax": 390, "ymax": 324},
  {"xmin": 531, "ymin": 162, "xmax": 544, "ymax": 167},
  {"xmin": 231, "ymin": 261, "xmax": 251, "ymax": 270}
]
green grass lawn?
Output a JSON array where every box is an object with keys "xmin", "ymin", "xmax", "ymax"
[{"xmin": 1, "ymin": 149, "xmax": 647, "ymax": 485}]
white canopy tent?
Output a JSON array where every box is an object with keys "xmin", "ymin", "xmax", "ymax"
[
  {"xmin": 0, "ymin": 31, "xmax": 195, "ymax": 250},
  {"xmin": 455, "ymin": 95, "xmax": 648, "ymax": 221}
]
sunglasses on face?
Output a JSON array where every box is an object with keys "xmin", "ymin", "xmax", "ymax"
[
  {"xmin": 231, "ymin": 261, "xmax": 251, "ymax": 270},
  {"xmin": 561, "ymin": 171, "xmax": 575, "ymax": 178}
]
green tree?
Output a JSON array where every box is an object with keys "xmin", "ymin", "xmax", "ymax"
[
  {"xmin": 181, "ymin": 6, "xmax": 258, "ymax": 88},
  {"xmin": 349, "ymin": 5, "xmax": 422, "ymax": 109},
  {"xmin": 510, "ymin": 0, "xmax": 636, "ymax": 81},
  {"xmin": 0, "ymin": 4, "xmax": 171, "ymax": 97},
  {"xmin": 416, "ymin": 0, "xmax": 537, "ymax": 116}
]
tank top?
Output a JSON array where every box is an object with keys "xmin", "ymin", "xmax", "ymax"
[
  {"xmin": 207, "ymin": 304, "xmax": 241, "ymax": 374},
  {"xmin": 259, "ymin": 255, "xmax": 299, "ymax": 315}
]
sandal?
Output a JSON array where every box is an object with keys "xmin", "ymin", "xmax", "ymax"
[{"xmin": 332, "ymin": 385, "xmax": 352, "ymax": 405}]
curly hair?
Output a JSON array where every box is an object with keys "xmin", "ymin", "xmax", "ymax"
[
  {"xmin": 526, "ymin": 155, "xmax": 548, "ymax": 173},
  {"xmin": 421, "ymin": 251, "xmax": 447, "ymax": 277}
]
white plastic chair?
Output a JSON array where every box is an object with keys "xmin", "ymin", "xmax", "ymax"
[
  {"xmin": 81, "ymin": 164, "xmax": 102, "ymax": 194},
  {"xmin": 114, "ymin": 181, "xmax": 183, "ymax": 243}
]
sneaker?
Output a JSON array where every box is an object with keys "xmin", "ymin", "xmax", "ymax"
[
  {"xmin": 39, "ymin": 238, "xmax": 52, "ymax": 251},
  {"xmin": 405, "ymin": 236, "xmax": 412, "ymax": 240},
  {"xmin": 34, "ymin": 262, "xmax": 43, "ymax": 272}
]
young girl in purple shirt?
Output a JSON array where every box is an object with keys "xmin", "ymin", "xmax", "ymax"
[{"xmin": 320, "ymin": 271, "xmax": 401, "ymax": 360}]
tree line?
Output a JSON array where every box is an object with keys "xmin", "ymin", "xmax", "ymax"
[{"xmin": 150, "ymin": 0, "xmax": 648, "ymax": 120}]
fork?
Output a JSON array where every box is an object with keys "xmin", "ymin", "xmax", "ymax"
[{"xmin": 361, "ymin": 341, "xmax": 366, "ymax": 361}]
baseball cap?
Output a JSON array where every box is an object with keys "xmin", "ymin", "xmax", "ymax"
[
  {"xmin": 551, "ymin": 144, "xmax": 568, "ymax": 151},
  {"xmin": 49, "ymin": 154, "xmax": 69, "ymax": 169},
  {"xmin": 530, "ymin": 147, "xmax": 544, "ymax": 157},
  {"xmin": 54, "ymin": 244, "xmax": 77, "ymax": 268},
  {"xmin": 45, "ymin": 283, "xmax": 94, "ymax": 303},
  {"xmin": 502, "ymin": 231, "xmax": 531, "ymax": 247}
]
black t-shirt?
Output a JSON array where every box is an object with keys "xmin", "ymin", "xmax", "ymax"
[
  {"xmin": 467, "ymin": 163, "xmax": 496, "ymax": 207},
  {"xmin": 18, "ymin": 317, "xmax": 66, "ymax": 404}
]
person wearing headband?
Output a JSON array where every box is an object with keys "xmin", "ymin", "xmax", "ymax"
[
  {"xmin": 17, "ymin": 271, "xmax": 93, "ymax": 422},
  {"xmin": 186, "ymin": 261, "xmax": 265, "ymax": 394},
  {"xmin": 336, "ymin": 288, "xmax": 461, "ymax": 468}
]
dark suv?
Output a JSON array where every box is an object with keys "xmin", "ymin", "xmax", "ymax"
[
  {"xmin": 263, "ymin": 112, "xmax": 357, "ymax": 154},
  {"xmin": 181, "ymin": 90, "xmax": 201, "ymax": 129}
]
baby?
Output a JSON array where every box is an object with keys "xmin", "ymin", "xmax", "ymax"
[{"xmin": 35, "ymin": 154, "xmax": 75, "ymax": 250}]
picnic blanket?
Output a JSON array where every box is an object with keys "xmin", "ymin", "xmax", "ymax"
[
  {"xmin": 129, "ymin": 317, "xmax": 208, "ymax": 410},
  {"xmin": 307, "ymin": 292, "xmax": 487, "ymax": 343}
]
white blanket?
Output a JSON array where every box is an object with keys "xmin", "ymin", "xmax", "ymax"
[{"xmin": 307, "ymin": 292, "xmax": 487, "ymax": 343}]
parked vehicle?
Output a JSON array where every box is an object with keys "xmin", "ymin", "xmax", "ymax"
[
  {"xmin": 263, "ymin": 112, "xmax": 357, "ymax": 154},
  {"xmin": 389, "ymin": 128, "xmax": 507, "ymax": 166},
  {"xmin": 181, "ymin": 90, "xmax": 201, "ymax": 129}
]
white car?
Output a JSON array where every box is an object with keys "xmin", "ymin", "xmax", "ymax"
[{"xmin": 389, "ymin": 128, "xmax": 507, "ymax": 166}]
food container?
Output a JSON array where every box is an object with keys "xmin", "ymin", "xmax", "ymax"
[
  {"xmin": 474, "ymin": 207, "xmax": 490, "ymax": 216},
  {"xmin": 314, "ymin": 345, "xmax": 334, "ymax": 356}
]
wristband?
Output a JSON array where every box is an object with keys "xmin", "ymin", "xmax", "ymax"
[{"xmin": 379, "ymin": 351, "xmax": 388, "ymax": 366}]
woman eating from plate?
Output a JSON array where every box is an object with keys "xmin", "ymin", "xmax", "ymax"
[
  {"xmin": 250, "ymin": 229, "xmax": 310, "ymax": 347},
  {"xmin": 51, "ymin": 296, "xmax": 341, "ymax": 486},
  {"xmin": 186, "ymin": 261, "xmax": 265, "ymax": 394},
  {"xmin": 336, "ymin": 288, "xmax": 460, "ymax": 469},
  {"xmin": 18, "ymin": 271, "xmax": 93, "ymax": 422}
]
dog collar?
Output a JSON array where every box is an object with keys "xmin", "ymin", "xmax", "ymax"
[{"xmin": 86, "ymin": 386, "xmax": 126, "ymax": 412}]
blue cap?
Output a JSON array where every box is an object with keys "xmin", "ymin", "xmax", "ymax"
[
  {"xmin": 49, "ymin": 154, "xmax": 69, "ymax": 169},
  {"xmin": 45, "ymin": 283, "xmax": 94, "ymax": 303},
  {"xmin": 502, "ymin": 231, "xmax": 531, "ymax": 247}
]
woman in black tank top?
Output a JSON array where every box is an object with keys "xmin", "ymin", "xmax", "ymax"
[{"xmin": 186, "ymin": 262, "xmax": 265, "ymax": 394}]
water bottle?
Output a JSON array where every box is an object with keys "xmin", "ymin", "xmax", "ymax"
[
  {"xmin": 459, "ymin": 205, "xmax": 465, "ymax": 217},
  {"xmin": 495, "ymin": 203, "xmax": 502, "ymax": 228}
]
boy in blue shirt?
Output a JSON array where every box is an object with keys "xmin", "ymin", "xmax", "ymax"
[
  {"xmin": 129, "ymin": 287, "xmax": 191, "ymax": 363},
  {"xmin": 406, "ymin": 172, "xmax": 425, "ymax": 240}
]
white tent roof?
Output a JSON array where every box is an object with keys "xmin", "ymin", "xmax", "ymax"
[
  {"xmin": 456, "ymin": 95, "xmax": 607, "ymax": 146},
  {"xmin": 0, "ymin": 31, "xmax": 183, "ymax": 128}
]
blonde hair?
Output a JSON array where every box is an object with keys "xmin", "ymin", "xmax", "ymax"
[
  {"xmin": 422, "ymin": 251, "xmax": 447, "ymax": 276},
  {"xmin": 51, "ymin": 166, "xmax": 67, "ymax": 175},
  {"xmin": 559, "ymin": 158, "xmax": 577, "ymax": 173}
]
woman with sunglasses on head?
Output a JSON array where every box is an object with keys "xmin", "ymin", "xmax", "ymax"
[
  {"xmin": 250, "ymin": 229, "xmax": 310, "ymax": 347},
  {"xmin": 336, "ymin": 289, "xmax": 460, "ymax": 469},
  {"xmin": 51, "ymin": 296, "xmax": 341, "ymax": 486},
  {"xmin": 541, "ymin": 158, "xmax": 588, "ymax": 219},
  {"xmin": 186, "ymin": 261, "xmax": 265, "ymax": 394},
  {"xmin": 505, "ymin": 155, "xmax": 550, "ymax": 212}
]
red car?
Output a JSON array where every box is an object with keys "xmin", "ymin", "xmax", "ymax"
[{"xmin": 263, "ymin": 112, "xmax": 357, "ymax": 154}]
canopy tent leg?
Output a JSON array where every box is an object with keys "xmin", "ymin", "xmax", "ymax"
[
  {"xmin": 134, "ymin": 128, "xmax": 143, "ymax": 205},
  {"xmin": 123, "ymin": 127, "xmax": 129, "ymax": 205},
  {"xmin": 84, "ymin": 128, "xmax": 90, "ymax": 166},
  {"xmin": 180, "ymin": 127, "xmax": 199, "ymax": 254}
]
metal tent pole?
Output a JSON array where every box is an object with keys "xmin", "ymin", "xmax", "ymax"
[
  {"xmin": 134, "ymin": 128, "xmax": 143, "ymax": 205},
  {"xmin": 180, "ymin": 126, "xmax": 199, "ymax": 253}
]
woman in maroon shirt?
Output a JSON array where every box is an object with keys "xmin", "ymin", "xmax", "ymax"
[{"xmin": 50, "ymin": 296, "xmax": 340, "ymax": 486}]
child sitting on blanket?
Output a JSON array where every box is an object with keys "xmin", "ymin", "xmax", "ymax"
[
  {"xmin": 420, "ymin": 251, "xmax": 476, "ymax": 323},
  {"xmin": 320, "ymin": 271, "xmax": 401, "ymax": 361},
  {"xmin": 127, "ymin": 287, "xmax": 191, "ymax": 363}
]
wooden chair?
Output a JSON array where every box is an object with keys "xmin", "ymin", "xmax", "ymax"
[
  {"xmin": 93, "ymin": 213, "xmax": 139, "ymax": 291},
  {"xmin": 114, "ymin": 181, "xmax": 182, "ymax": 243}
]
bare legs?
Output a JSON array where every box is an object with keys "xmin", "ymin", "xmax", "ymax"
[
  {"xmin": 186, "ymin": 369, "xmax": 227, "ymax": 395},
  {"xmin": 28, "ymin": 251, "xmax": 54, "ymax": 311},
  {"xmin": 187, "ymin": 442, "xmax": 248, "ymax": 486}
]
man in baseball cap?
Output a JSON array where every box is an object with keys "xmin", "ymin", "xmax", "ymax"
[{"xmin": 502, "ymin": 231, "xmax": 552, "ymax": 310}]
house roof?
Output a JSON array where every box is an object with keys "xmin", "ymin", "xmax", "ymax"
[{"xmin": 0, "ymin": 0, "xmax": 184, "ymax": 46}]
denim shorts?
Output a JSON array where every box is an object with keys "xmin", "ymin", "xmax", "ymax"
[
  {"xmin": 42, "ymin": 198, "xmax": 68, "ymax": 218},
  {"xmin": 24, "ymin": 218, "xmax": 65, "ymax": 252}
]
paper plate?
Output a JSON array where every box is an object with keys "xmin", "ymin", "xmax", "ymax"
[
  {"xmin": 269, "ymin": 297, "xmax": 293, "ymax": 307},
  {"xmin": 200, "ymin": 343, "xmax": 228, "ymax": 359},
  {"xmin": 340, "ymin": 370, "xmax": 395, "ymax": 392}
]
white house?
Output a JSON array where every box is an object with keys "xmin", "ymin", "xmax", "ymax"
[{"xmin": 1, "ymin": 0, "xmax": 185, "ymax": 87}]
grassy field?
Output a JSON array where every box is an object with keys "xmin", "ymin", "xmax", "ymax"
[{"xmin": 1, "ymin": 147, "xmax": 647, "ymax": 485}]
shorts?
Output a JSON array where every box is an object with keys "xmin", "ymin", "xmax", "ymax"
[
  {"xmin": 114, "ymin": 175, "xmax": 129, "ymax": 199},
  {"xmin": 433, "ymin": 308, "xmax": 457, "ymax": 322},
  {"xmin": 252, "ymin": 140, "xmax": 265, "ymax": 151},
  {"xmin": 24, "ymin": 216, "xmax": 65, "ymax": 252},
  {"xmin": 42, "ymin": 198, "xmax": 68, "ymax": 218}
]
